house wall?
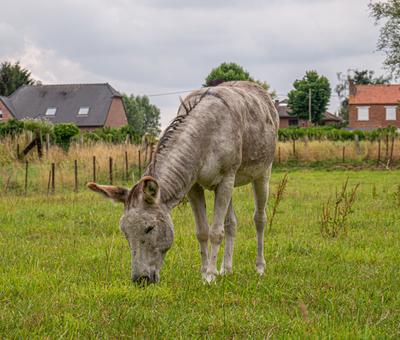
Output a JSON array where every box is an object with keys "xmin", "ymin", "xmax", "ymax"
[
  {"xmin": 348, "ymin": 104, "xmax": 400, "ymax": 129},
  {"xmin": 323, "ymin": 119, "xmax": 341, "ymax": 126},
  {"xmin": 0, "ymin": 100, "xmax": 14, "ymax": 122},
  {"xmin": 104, "ymin": 97, "xmax": 128, "ymax": 128},
  {"xmin": 279, "ymin": 117, "xmax": 289, "ymax": 128}
]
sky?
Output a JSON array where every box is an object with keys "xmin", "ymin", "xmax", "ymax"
[{"xmin": 0, "ymin": 0, "xmax": 388, "ymax": 128}]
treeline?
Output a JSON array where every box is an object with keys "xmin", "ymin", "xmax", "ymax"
[{"xmin": 278, "ymin": 126, "xmax": 398, "ymax": 141}]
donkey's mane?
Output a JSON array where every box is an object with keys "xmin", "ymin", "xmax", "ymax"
[{"xmin": 147, "ymin": 87, "xmax": 229, "ymax": 176}]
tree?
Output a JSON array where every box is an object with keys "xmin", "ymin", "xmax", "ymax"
[
  {"xmin": 122, "ymin": 94, "xmax": 161, "ymax": 139},
  {"xmin": 335, "ymin": 69, "xmax": 390, "ymax": 122},
  {"xmin": 0, "ymin": 61, "xmax": 35, "ymax": 96},
  {"xmin": 204, "ymin": 62, "xmax": 276, "ymax": 98},
  {"xmin": 288, "ymin": 71, "xmax": 331, "ymax": 124},
  {"xmin": 369, "ymin": 0, "xmax": 400, "ymax": 78}
]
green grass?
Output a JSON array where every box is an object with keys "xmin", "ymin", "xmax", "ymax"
[{"xmin": 1, "ymin": 170, "xmax": 399, "ymax": 338}]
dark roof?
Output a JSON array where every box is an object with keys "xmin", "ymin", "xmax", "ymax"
[
  {"xmin": 8, "ymin": 83, "xmax": 122, "ymax": 127},
  {"xmin": 275, "ymin": 100, "xmax": 342, "ymax": 122},
  {"xmin": 323, "ymin": 111, "xmax": 342, "ymax": 121}
]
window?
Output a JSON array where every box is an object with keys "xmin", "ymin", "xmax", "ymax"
[
  {"xmin": 357, "ymin": 106, "xmax": 369, "ymax": 121},
  {"xmin": 45, "ymin": 107, "xmax": 57, "ymax": 116},
  {"xmin": 0, "ymin": 110, "xmax": 3, "ymax": 120},
  {"xmin": 78, "ymin": 107, "xmax": 89, "ymax": 115},
  {"xmin": 385, "ymin": 106, "xmax": 397, "ymax": 121}
]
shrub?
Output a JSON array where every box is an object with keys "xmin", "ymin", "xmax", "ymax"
[
  {"xmin": 53, "ymin": 123, "xmax": 80, "ymax": 151},
  {"xmin": 278, "ymin": 126, "xmax": 399, "ymax": 142},
  {"xmin": 0, "ymin": 119, "xmax": 24, "ymax": 137},
  {"xmin": 320, "ymin": 178, "xmax": 360, "ymax": 238},
  {"xmin": 22, "ymin": 118, "xmax": 54, "ymax": 136}
]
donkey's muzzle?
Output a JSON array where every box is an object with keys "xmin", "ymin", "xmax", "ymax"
[{"xmin": 132, "ymin": 272, "xmax": 158, "ymax": 285}]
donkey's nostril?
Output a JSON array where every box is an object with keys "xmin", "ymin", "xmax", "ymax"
[{"xmin": 132, "ymin": 274, "xmax": 152, "ymax": 285}]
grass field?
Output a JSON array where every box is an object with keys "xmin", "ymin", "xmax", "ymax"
[{"xmin": 1, "ymin": 170, "xmax": 399, "ymax": 338}]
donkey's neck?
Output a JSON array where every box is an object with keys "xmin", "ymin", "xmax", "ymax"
[{"xmin": 144, "ymin": 120, "xmax": 204, "ymax": 209}]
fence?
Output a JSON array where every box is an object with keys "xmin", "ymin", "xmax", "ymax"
[
  {"xmin": 273, "ymin": 138, "xmax": 400, "ymax": 166},
  {"xmin": 0, "ymin": 136, "xmax": 399, "ymax": 196},
  {"xmin": 0, "ymin": 136, "xmax": 154, "ymax": 195}
]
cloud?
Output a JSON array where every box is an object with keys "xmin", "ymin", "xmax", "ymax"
[{"xmin": 0, "ymin": 0, "xmax": 387, "ymax": 127}]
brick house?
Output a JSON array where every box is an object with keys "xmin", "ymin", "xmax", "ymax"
[
  {"xmin": 275, "ymin": 99, "xmax": 342, "ymax": 128},
  {"xmin": 348, "ymin": 82, "xmax": 400, "ymax": 130},
  {"xmin": 0, "ymin": 83, "xmax": 128, "ymax": 130}
]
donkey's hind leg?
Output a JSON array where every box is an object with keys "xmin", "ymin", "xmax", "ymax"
[
  {"xmin": 220, "ymin": 199, "xmax": 237, "ymax": 275},
  {"xmin": 252, "ymin": 167, "xmax": 271, "ymax": 275}
]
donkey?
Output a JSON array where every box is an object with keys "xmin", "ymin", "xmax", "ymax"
[{"xmin": 88, "ymin": 81, "xmax": 278, "ymax": 283}]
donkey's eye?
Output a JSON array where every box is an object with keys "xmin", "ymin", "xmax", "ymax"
[{"xmin": 145, "ymin": 226, "xmax": 154, "ymax": 234}]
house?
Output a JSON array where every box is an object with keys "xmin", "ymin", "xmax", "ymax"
[
  {"xmin": 275, "ymin": 99, "xmax": 342, "ymax": 128},
  {"xmin": 0, "ymin": 83, "xmax": 128, "ymax": 130},
  {"xmin": 348, "ymin": 81, "xmax": 400, "ymax": 130}
]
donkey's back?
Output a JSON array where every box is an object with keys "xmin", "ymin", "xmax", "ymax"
[{"xmin": 182, "ymin": 81, "xmax": 278, "ymax": 189}]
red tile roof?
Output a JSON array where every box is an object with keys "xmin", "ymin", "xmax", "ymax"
[{"xmin": 349, "ymin": 84, "xmax": 400, "ymax": 105}]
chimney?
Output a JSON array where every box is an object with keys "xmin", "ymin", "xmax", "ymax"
[{"xmin": 349, "ymin": 79, "xmax": 356, "ymax": 96}]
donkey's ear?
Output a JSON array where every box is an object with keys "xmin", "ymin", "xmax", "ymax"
[
  {"xmin": 142, "ymin": 176, "xmax": 159, "ymax": 204},
  {"xmin": 87, "ymin": 182, "xmax": 128, "ymax": 203}
]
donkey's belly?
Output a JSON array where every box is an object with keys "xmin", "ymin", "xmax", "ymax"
[
  {"xmin": 234, "ymin": 160, "xmax": 270, "ymax": 187},
  {"xmin": 197, "ymin": 157, "xmax": 269, "ymax": 190}
]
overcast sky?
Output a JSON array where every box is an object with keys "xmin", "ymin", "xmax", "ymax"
[{"xmin": 0, "ymin": 0, "xmax": 387, "ymax": 128}]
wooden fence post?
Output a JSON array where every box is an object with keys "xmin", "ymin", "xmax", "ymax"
[
  {"xmin": 389, "ymin": 136, "xmax": 395, "ymax": 166},
  {"xmin": 292, "ymin": 139, "xmax": 296, "ymax": 157},
  {"xmin": 51, "ymin": 163, "xmax": 55, "ymax": 194},
  {"xmin": 354, "ymin": 134, "xmax": 360, "ymax": 154},
  {"xmin": 278, "ymin": 146, "xmax": 281, "ymax": 164},
  {"xmin": 109, "ymin": 157, "xmax": 113, "ymax": 185},
  {"xmin": 385, "ymin": 135, "xmax": 389, "ymax": 160},
  {"xmin": 74, "ymin": 160, "xmax": 78, "ymax": 192},
  {"xmin": 342, "ymin": 145, "xmax": 345, "ymax": 163},
  {"xmin": 16, "ymin": 143, "xmax": 20, "ymax": 159},
  {"xmin": 45, "ymin": 133, "xmax": 50, "ymax": 154},
  {"xmin": 93, "ymin": 156, "xmax": 96, "ymax": 182},
  {"xmin": 24, "ymin": 160, "xmax": 28, "ymax": 195},
  {"xmin": 47, "ymin": 170, "xmax": 51, "ymax": 196},
  {"xmin": 125, "ymin": 151, "xmax": 129, "ymax": 181},
  {"xmin": 377, "ymin": 139, "xmax": 381, "ymax": 165},
  {"xmin": 36, "ymin": 131, "xmax": 43, "ymax": 159}
]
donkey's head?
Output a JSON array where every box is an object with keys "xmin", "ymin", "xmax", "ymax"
[{"xmin": 88, "ymin": 177, "xmax": 173, "ymax": 284}]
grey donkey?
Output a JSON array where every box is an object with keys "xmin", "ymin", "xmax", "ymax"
[{"xmin": 88, "ymin": 81, "xmax": 278, "ymax": 284}]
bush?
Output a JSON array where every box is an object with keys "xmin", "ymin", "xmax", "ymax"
[
  {"xmin": 54, "ymin": 123, "xmax": 80, "ymax": 151},
  {"xmin": 22, "ymin": 118, "xmax": 54, "ymax": 136},
  {"xmin": 278, "ymin": 126, "xmax": 399, "ymax": 142},
  {"xmin": 0, "ymin": 119, "xmax": 24, "ymax": 137},
  {"xmin": 81, "ymin": 125, "xmax": 141, "ymax": 144}
]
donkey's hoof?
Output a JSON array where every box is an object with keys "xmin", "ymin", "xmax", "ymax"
[
  {"xmin": 219, "ymin": 266, "xmax": 233, "ymax": 276},
  {"xmin": 256, "ymin": 263, "xmax": 265, "ymax": 275},
  {"xmin": 203, "ymin": 269, "xmax": 218, "ymax": 283}
]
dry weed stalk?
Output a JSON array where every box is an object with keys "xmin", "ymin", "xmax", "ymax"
[
  {"xmin": 320, "ymin": 178, "xmax": 360, "ymax": 238},
  {"xmin": 269, "ymin": 173, "xmax": 288, "ymax": 231}
]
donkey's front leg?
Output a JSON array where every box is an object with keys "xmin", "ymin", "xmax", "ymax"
[{"xmin": 207, "ymin": 174, "xmax": 235, "ymax": 283}]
